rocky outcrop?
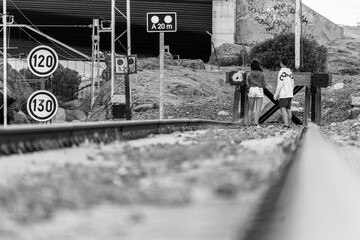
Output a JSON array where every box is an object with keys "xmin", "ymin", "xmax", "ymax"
[
  {"xmin": 1, "ymin": 60, "xmax": 90, "ymax": 124},
  {"xmin": 0, "ymin": 62, "xmax": 34, "ymax": 124},
  {"xmin": 208, "ymin": 43, "xmax": 249, "ymax": 66},
  {"xmin": 236, "ymin": 0, "xmax": 344, "ymax": 45}
]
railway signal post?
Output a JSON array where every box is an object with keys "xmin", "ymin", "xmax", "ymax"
[{"xmin": 147, "ymin": 12, "xmax": 177, "ymax": 120}]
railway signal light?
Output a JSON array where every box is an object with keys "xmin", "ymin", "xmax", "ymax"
[{"xmin": 115, "ymin": 55, "xmax": 137, "ymax": 74}]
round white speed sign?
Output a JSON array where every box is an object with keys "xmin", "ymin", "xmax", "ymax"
[
  {"xmin": 27, "ymin": 90, "xmax": 58, "ymax": 122},
  {"xmin": 27, "ymin": 45, "xmax": 59, "ymax": 77}
]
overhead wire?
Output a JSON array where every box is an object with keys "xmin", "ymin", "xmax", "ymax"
[
  {"xmin": 81, "ymin": 0, "xmax": 128, "ymax": 53},
  {"xmin": 8, "ymin": 0, "xmax": 128, "ymax": 59},
  {"xmin": 82, "ymin": 0, "xmax": 107, "ymax": 21},
  {"xmin": 3, "ymin": 0, "xmax": 128, "ymax": 114},
  {"xmin": 9, "ymin": 0, "xmax": 84, "ymax": 61},
  {"xmin": 6, "ymin": 0, "xmax": 102, "ymax": 87}
]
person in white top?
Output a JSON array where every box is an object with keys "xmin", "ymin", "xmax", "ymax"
[{"xmin": 274, "ymin": 58, "xmax": 294, "ymax": 128}]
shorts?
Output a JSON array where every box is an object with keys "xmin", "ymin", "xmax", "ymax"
[
  {"xmin": 248, "ymin": 87, "xmax": 264, "ymax": 98},
  {"xmin": 279, "ymin": 98, "xmax": 292, "ymax": 109}
]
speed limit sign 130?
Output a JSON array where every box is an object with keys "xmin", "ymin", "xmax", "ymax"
[
  {"xmin": 27, "ymin": 45, "xmax": 59, "ymax": 77},
  {"xmin": 27, "ymin": 90, "xmax": 59, "ymax": 122}
]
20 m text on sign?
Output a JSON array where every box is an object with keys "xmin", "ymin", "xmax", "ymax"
[{"xmin": 146, "ymin": 12, "xmax": 177, "ymax": 33}]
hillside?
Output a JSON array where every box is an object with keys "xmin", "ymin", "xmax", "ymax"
[
  {"xmin": 236, "ymin": 0, "xmax": 344, "ymax": 46},
  {"xmin": 87, "ymin": 31, "xmax": 360, "ymax": 125}
]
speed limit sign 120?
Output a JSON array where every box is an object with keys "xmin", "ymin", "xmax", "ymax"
[
  {"xmin": 27, "ymin": 90, "xmax": 58, "ymax": 122},
  {"xmin": 27, "ymin": 45, "xmax": 59, "ymax": 77}
]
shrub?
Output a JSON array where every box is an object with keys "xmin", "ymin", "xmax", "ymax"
[
  {"xmin": 52, "ymin": 66, "xmax": 81, "ymax": 99},
  {"xmin": 249, "ymin": 32, "xmax": 328, "ymax": 72},
  {"xmin": 20, "ymin": 65, "xmax": 81, "ymax": 99}
]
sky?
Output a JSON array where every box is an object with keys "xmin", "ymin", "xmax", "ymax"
[{"xmin": 302, "ymin": 0, "xmax": 360, "ymax": 26}]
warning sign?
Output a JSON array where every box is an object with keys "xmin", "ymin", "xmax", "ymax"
[{"xmin": 147, "ymin": 12, "xmax": 177, "ymax": 33}]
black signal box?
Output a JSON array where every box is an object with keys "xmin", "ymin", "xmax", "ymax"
[
  {"xmin": 112, "ymin": 104, "xmax": 126, "ymax": 119},
  {"xmin": 311, "ymin": 73, "xmax": 332, "ymax": 87}
]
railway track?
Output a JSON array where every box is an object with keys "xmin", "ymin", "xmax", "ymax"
[
  {"xmin": 0, "ymin": 119, "xmax": 235, "ymax": 156},
  {"xmin": 244, "ymin": 123, "xmax": 360, "ymax": 240},
  {"xmin": 0, "ymin": 121, "xmax": 359, "ymax": 240}
]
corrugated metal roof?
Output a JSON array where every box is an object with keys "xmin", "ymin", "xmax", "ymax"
[{"xmin": 5, "ymin": 0, "xmax": 213, "ymax": 60}]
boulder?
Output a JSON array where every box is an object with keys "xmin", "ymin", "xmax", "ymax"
[
  {"xmin": 134, "ymin": 103, "xmax": 156, "ymax": 112},
  {"xmin": 61, "ymin": 99, "xmax": 91, "ymax": 113},
  {"xmin": 208, "ymin": 43, "xmax": 249, "ymax": 67},
  {"xmin": 331, "ymin": 82, "xmax": 344, "ymax": 90},
  {"xmin": 0, "ymin": 62, "xmax": 35, "ymax": 125},
  {"xmin": 350, "ymin": 107, "xmax": 360, "ymax": 119},
  {"xmin": 12, "ymin": 110, "xmax": 30, "ymax": 124},
  {"xmin": 177, "ymin": 59, "xmax": 206, "ymax": 70},
  {"xmin": 351, "ymin": 96, "xmax": 360, "ymax": 107},
  {"xmin": 52, "ymin": 107, "xmax": 66, "ymax": 123},
  {"xmin": 217, "ymin": 111, "xmax": 230, "ymax": 116},
  {"xmin": 65, "ymin": 109, "xmax": 87, "ymax": 122}
]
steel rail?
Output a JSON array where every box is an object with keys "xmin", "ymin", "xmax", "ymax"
[
  {"xmin": 242, "ymin": 123, "xmax": 360, "ymax": 240},
  {"xmin": 0, "ymin": 119, "xmax": 236, "ymax": 156}
]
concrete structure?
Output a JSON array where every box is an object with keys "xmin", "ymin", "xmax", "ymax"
[
  {"xmin": 212, "ymin": 0, "xmax": 344, "ymax": 48},
  {"xmin": 4, "ymin": 0, "xmax": 345, "ymax": 62},
  {"xmin": 5, "ymin": 0, "xmax": 213, "ymax": 61},
  {"xmin": 212, "ymin": 0, "xmax": 237, "ymax": 48}
]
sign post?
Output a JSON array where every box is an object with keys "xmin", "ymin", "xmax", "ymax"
[
  {"xmin": 26, "ymin": 90, "xmax": 58, "ymax": 122},
  {"xmin": 27, "ymin": 45, "xmax": 59, "ymax": 77},
  {"xmin": 147, "ymin": 12, "xmax": 177, "ymax": 120},
  {"xmin": 295, "ymin": 0, "xmax": 302, "ymax": 70},
  {"xmin": 2, "ymin": 0, "xmax": 7, "ymax": 126},
  {"xmin": 27, "ymin": 45, "xmax": 59, "ymax": 123},
  {"xmin": 159, "ymin": 32, "xmax": 165, "ymax": 119}
]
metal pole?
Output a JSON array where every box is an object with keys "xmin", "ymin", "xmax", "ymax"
[
  {"xmin": 91, "ymin": 19, "xmax": 98, "ymax": 108},
  {"xmin": 111, "ymin": 0, "xmax": 115, "ymax": 98},
  {"xmin": 159, "ymin": 32, "xmax": 164, "ymax": 120},
  {"xmin": 125, "ymin": 0, "xmax": 132, "ymax": 120},
  {"xmin": 295, "ymin": 0, "xmax": 301, "ymax": 70},
  {"xmin": 2, "ymin": 0, "xmax": 7, "ymax": 126},
  {"xmin": 127, "ymin": 0, "xmax": 131, "ymax": 55}
]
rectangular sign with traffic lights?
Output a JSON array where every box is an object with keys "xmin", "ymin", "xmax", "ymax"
[
  {"xmin": 115, "ymin": 55, "xmax": 137, "ymax": 74},
  {"xmin": 147, "ymin": 12, "xmax": 177, "ymax": 33}
]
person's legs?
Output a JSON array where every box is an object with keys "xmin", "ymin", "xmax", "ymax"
[
  {"xmin": 254, "ymin": 97, "xmax": 263, "ymax": 125},
  {"xmin": 287, "ymin": 109, "xmax": 292, "ymax": 127},
  {"xmin": 279, "ymin": 98, "xmax": 292, "ymax": 127},
  {"xmin": 248, "ymin": 97, "xmax": 255, "ymax": 125},
  {"xmin": 280, "ymin": 107, "xmax": 289, "ymax": 126}
]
